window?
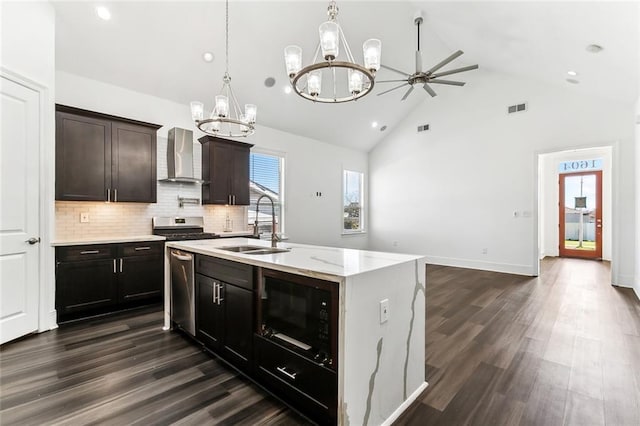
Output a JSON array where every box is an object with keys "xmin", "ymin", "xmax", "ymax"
[
  {"xmin": 343, "ymin": 170, "xmax": 364, "ymax": 233},
  {"xmin": 249, "ymin": 151, "xmax": 285, "ymax": 235}
]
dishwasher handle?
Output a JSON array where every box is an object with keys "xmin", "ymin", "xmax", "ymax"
[{"xmin": 170, "ymin": 251, "xmax": 193, "ymax": 262}]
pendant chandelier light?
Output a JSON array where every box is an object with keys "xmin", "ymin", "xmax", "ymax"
[
  {"xmin": 190, "ymin": 0, "xmax": 256, "ymax": 137},
  {"xmin": 284, "ymin": 1, "xmax": 381, "ymax": 103}
]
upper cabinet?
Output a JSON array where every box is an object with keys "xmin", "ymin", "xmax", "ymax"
[
  {"xmin": 199, "ymin": 136, "xmax": 253, "ymax": 205},
  {"xmin": 55, "ymin": 105, "xmax": 161, "ymax": 202}
]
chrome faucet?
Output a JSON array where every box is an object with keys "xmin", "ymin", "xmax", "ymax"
[{"xmin": 253, "ymin": 195, "xmax": 279, "ymax": 248}]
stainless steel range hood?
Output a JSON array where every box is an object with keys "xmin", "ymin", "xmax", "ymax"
[{"xmin": 160, "ymin": 127, "xmax": 204, "ymax": 183}]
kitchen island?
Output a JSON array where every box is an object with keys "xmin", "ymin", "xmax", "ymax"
[{"xmin": 164, "ymin": 238, "xmax": 427, "ymax": 425}]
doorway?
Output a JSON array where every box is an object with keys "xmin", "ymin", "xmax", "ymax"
[{"xmin": 559, "ymin": 170, "xmax": 602, "ymax": 259}]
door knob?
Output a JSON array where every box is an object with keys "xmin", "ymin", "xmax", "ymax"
[{"xmin": 26, "ymin": 237, "xmax": 40, "ymax": 245}]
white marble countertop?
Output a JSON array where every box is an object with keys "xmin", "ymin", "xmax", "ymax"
[
  {"xmin": 166, "ymin": 238, "xmax": 424, "ymax": 281},
  {"xmin": 51, "ymin": 235, "xmax": 166, "ymax": 246}
]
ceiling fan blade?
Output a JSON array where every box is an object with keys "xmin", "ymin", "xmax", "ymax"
[
  {"xmin": 429, "ymin": 79, "xmax": 466, "ymax": 86},
  {"xmin": 431, "ymin": 64, "xmax": 479, "ymax": 78},
  {"xmin": 380, "ymin": 64, "xmax": 411, "ymax": 77},
  {"xmin": 426, "ymin": 50, "xmax": 464, "ymax": 74},
  {"xmin": 377, "ymin": 83, "xmax": 410, "ymax": 96},
  {"xmin": 376, "ymin": 79, "xmax": 410, "ymax": 84},
  {"xmin": 423, "ymin": 83, "xmax": 437, "ymax": 97},
  {"xmin": 401, "ymin": 86, "xmax": 414, "ymax": 101}
]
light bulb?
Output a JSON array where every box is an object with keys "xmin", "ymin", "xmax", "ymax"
[
  {"xmin": 190, "ymin": 101, "xmax": 204, "ymax": 121},
  {"xmin": 215, "ymin": 95, "xmax": 228, "ymax": 118},
  {"xmin": 244, "ymin": 104, "xmax": 257, "ymax": 124},
  {"xmin": 319, "ymin": 21, "xmax": 339, "ymax": 60},
  {"xmin": 363, "ymin": 39, "xmax": 381, "ymax": 72},
  {"xmin": 308, "ymin": 71, "xmax": 322, "ymax": 97},
  {"xmin": 284, "ymin": 46, "xmax": 302, "ymax": 78},
  {"xmin": 348, "ymin": 69, "xmax": 364, "ymax": 95}
]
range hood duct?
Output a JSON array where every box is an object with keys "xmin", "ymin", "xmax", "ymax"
[{"xmin": 160, "ymin": 127, "xmax": 203, "ymax": 183}]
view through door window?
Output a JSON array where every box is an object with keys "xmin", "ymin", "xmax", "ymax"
[{"xmin": 559, "ymin": 170, "xmax": 602, "ymax": 259}]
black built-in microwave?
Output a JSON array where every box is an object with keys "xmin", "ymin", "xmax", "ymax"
[{"xmin": 259, "ymin": 269, "xmax": 338, "ymax": 370}]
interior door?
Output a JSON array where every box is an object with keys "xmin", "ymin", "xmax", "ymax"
[
  {"xmin": 559, "ymin": 171, "xmax": 602, "ymax": 259},
  {"xmin": 0, "ymin": 75, "xmax": 41, "ymax": 344}
]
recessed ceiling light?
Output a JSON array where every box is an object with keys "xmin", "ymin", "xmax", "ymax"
[
  {"xmin": 566, "ymin": 78, "xmax": 580, "ymax": 84},
  {"xmin": 371, "ymin": 121, "xmax": 378, "ymax": 128},
  {"xmin": 264, "ymin": 77, "xmax": 276, "ymax": 88},
  {"xmin": 586, "ymin": 44, "xmax": 603, "ymax": 53},
  {"xmin": 567, "ymin": 70, "xmax": 578, "ymax": 77},
  {"xmin": 96, "ymin": 6, "xmax": 111, "ymax": 21},
  {"xmin": 284, "ymin": 86, "xmax": 292, "ymax": 94},
  {"xmin": 202, "ymin": 52, "xmax": 214, "ymax": 62}
]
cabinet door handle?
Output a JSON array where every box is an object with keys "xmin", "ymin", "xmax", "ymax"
[
  {"xmin": 218, "ymin": 283, "xmax": 224, "ymax": 304},
  {"xmin": 80, "ymin": 250, "xmax": 100, "ymax": 255},
  {"xmin": 114, "ymin": 189, "xmax": 118, "ymax": 202},
  {"xmin": 107, "ymin": 188, "xmax": 111, "ymax": 202},
  {"xmin": 212, "ymin": 282, "xmax": 217, "ymax": 304},
  {"xmin": 232, "ymin": 195, "xmax": 236, "ymax": 205},
  {"xmin": 276, "ymin": 366, "xmax": 297, "ymax": 380},
  {"xmin": 113, "ymin": 259, "xmax": 116, "ymax": 273},
  {"xmin": 119, "ymin": 258, "xmax": 123, "ymax": 273},
  {"xmin": 134, "ymin": 246, "xmax": 151, "ymax": 251}
]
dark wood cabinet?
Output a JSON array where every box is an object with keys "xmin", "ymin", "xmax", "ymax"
[
  {"xmin": 196, "ymin": 274, "xmax": 223, "ymax": 350},
  {"xmin": 199, "ymin": 136, "xmax": 252, "ymax": 205},
  {"xmin": 56, "ymin": 241, "xmax": 163, "ymax": 322},
  {"xmin": 195, "ymin": 255, "xmax": 254, "ymax": 371},
  {"xmin": 55, "ymin": 259, "xmax": 118, "ymax": 316},
  {"xmin": 55, "ymin": 105, "xmax": 161, "ymax": 203},
  {"xmin": 117, "ymin": 242, "xmax": 164, "ymax": 303}
]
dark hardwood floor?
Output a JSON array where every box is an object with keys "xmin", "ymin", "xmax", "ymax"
[
  {"xmin": 397, "ymin": 257, "xmax": 640, "ymax": 426},
  {"xmin": 1, "ymin": 257, "xmax": 638, "ymax": 425}
]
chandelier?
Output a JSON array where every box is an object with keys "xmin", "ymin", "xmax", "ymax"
[
  {"xmin": 284, "ymin": 1, "xmax": 382, "ymax": 103},
  {"xmin": 190, "ymin": 0, "xmax": 256, "ymax": 137}
]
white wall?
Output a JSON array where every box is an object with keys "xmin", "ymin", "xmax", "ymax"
[
  {"xmin": 539, "ymin": 147, "xmax": 612, "ymax": 260},
  {"xmin": 1, "ymin": 1, "xmax": 57, "ymax": 331},
  {"xmin": 55, "ymin": 71, "xmax": 368, "ymax": 249},
  {"xmin": 635, "ymin": 96, "xmax": 640, "ymax": 298},
  {"xmin": 369, "ymin": 69, "xmax": 636, "ymax": 286}
]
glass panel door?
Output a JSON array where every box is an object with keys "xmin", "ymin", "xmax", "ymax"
[{"xmin": 559, "ymin": 171, "xmax": 602, "ymax": 259}]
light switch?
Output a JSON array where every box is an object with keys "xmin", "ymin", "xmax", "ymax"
[{"xmin": 380, "ymin": 299, "xmax": 389, "ymax": 324}]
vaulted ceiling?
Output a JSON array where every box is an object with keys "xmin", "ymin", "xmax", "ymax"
[{"xmin": 53, "ymin": 1, "xmax": 639, "ymax": 152}]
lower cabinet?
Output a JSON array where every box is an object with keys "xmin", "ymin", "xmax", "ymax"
[
  {"xmin": 56, "ymin": 258, "xmax": 119, "ymax": 315},
  {"xmin": 192, "ymin": 254, "xmax": 337, "ymax": 424},
  {"xmin": 195, "ymin": 255, "xmax": 253, "ymax": 372},
  {"xmin": 56, "ymin": 241, "xmax": 163, "ymax": 322}
]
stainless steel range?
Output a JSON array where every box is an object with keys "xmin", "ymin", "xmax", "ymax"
[{"xmin": 152, "ymin": 216, "xmax": 218, "ymax": 241}]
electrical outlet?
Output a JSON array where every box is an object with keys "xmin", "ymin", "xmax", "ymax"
[
  {"xmin": 482, "ymin": 248, "xmax": 488, "ymax": 254},
  {"xmin": 380, "ymin": 299, "xmax": 389, "ymax": 324},
  {"xmin": 80, "ymin": 212, "xmax": 90, "ymax": 223}
]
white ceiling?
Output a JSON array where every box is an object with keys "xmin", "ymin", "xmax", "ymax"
[{"xmin": 53, "ymin": 1, "xmax": 639, "ymax": 152}]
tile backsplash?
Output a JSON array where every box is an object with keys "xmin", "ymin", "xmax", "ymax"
[
  {"xmin": 55, "ymin": 134, "xmax": 249, "ymax": 240},
  {"xmin": 55, "ymin": 201, "xmax": 247, "ymax": 240}
]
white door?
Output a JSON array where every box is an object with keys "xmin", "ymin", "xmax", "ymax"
[{"xmin": 0, "ymin": 75, "xmax": 41, "ymax": 344}]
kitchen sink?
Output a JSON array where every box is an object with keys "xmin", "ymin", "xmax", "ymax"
[
  {"xmin": 219, "ymin": 245, "xmax": 290, "ymax": 255},
  {"xmin": 219, "ymin": 245, "xmax": 265, "ymax": 252}
]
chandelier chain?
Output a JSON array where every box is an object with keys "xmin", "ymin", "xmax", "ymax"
[{"xmin": 225, "ymin": 0, "xmax": 229, "ymax": 74}]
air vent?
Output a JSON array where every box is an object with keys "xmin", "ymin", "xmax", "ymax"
[
  {"xmin": 507, "ymin": 103, "xmax": 527, "ymax": 114},
  {"xmin": 417, "ymin": 124, "xmax": 430, "ymax": 132}
]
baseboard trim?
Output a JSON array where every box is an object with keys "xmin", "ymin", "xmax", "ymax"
[
  {"xmin": 613, "ymin": 273, "xmax": 635, "ymax": 288},
  {"xmin": 38, "ymin": 309, "xmax": 58, "ymax": 333},
  {"xmin": 425, "ymin": 256, "xmax": 535, "ymax": 276},
  {"xmin": 382, "ymin": 381, "xmax": 428, "ymax": 426}
]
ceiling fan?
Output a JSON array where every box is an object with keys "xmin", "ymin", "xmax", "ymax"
[{"xmin": 377, "ymin": 14, "xmax": 479, "ymax": 100}]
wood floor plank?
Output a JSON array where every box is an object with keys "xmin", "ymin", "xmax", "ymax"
[{"xmin": 1, "ymin": 258, "xmax": 637, "ymax": 425}]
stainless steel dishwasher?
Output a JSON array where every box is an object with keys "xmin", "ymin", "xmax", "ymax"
[{"xmin": 170, "ymin": 249, "xmax": 195, "ymax": 336}]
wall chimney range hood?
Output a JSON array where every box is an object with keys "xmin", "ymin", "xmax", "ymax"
[{"xmin": 160, "ymin": 127, "xmax": 204, "ymax": 183}]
